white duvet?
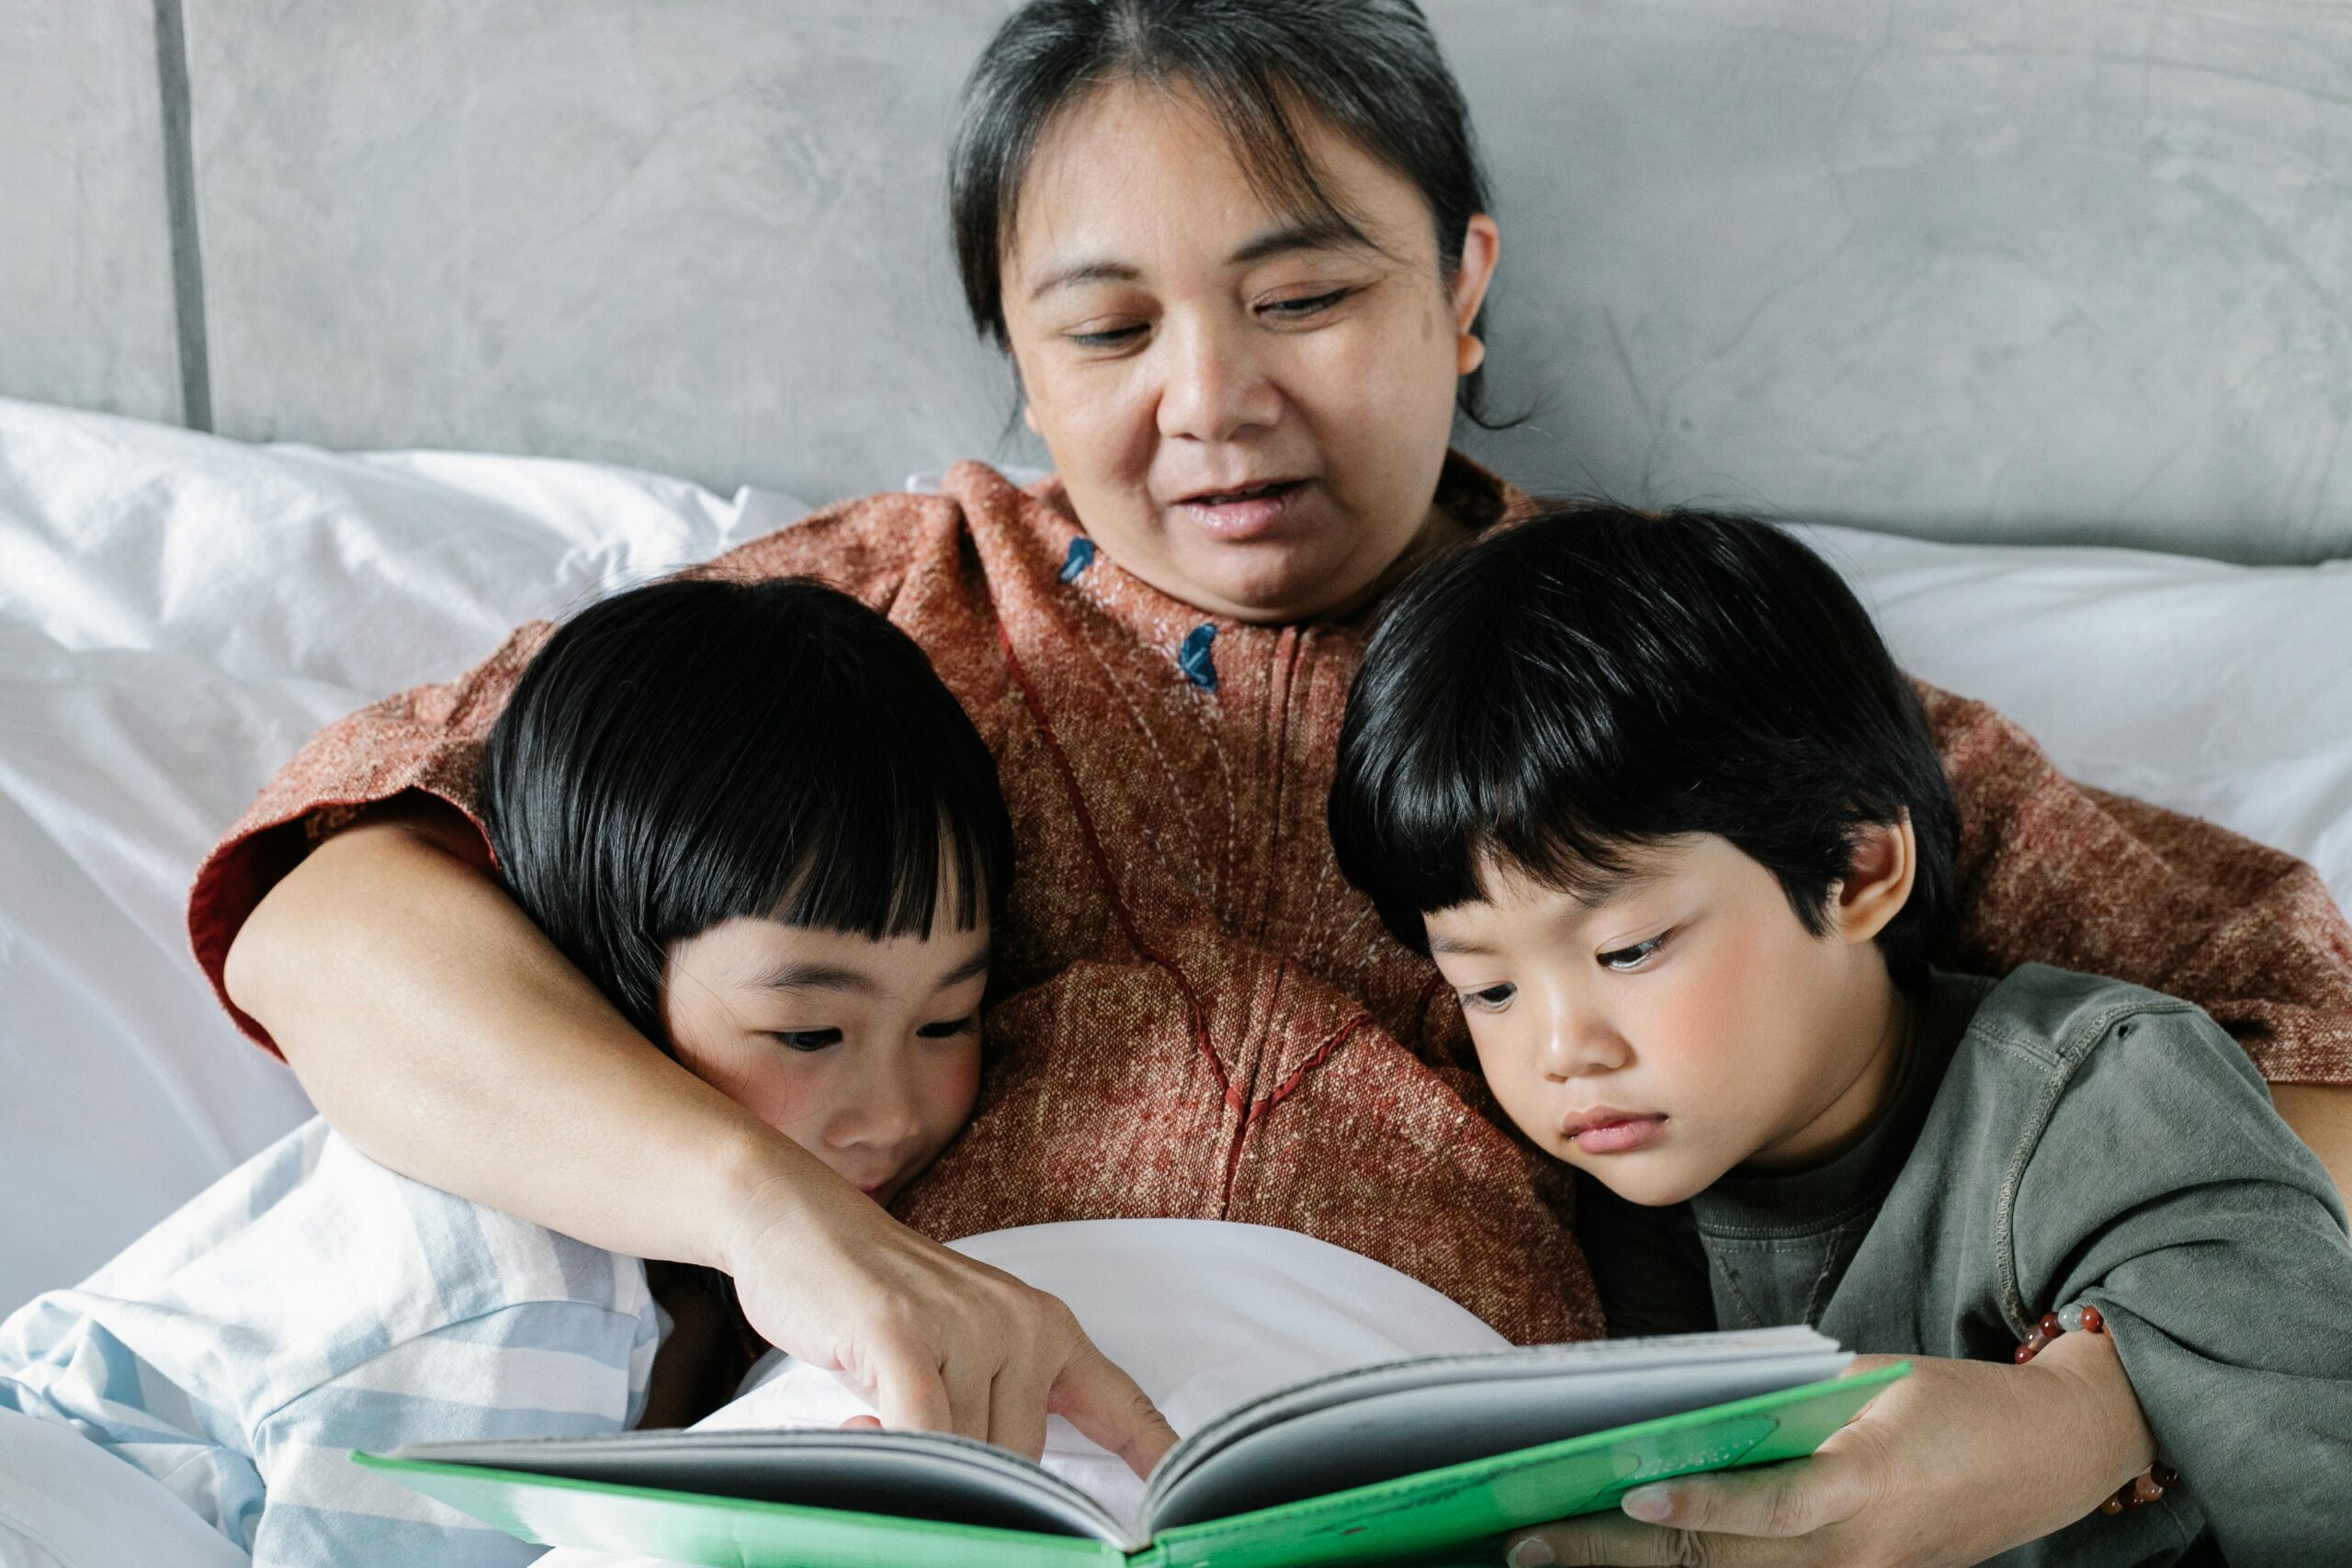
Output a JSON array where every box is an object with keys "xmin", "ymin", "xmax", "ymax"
[{"xmin": 0, "ymin": 391, "xmax": 2346, "ymax": 1371}]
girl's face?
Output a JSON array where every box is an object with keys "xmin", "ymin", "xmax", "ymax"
[
  {"xmin": 659, "ymin": 915, "xmax": 989, "ymax": 1206},
  {"xmin": 1000, "ymin": 82, "xmax": 1499, "ymax": 626}
]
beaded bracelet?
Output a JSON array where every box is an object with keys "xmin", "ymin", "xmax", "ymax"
[{"xmin": 2012, "ymin": 1303, "xmax": 2180, "ymax": 1516}]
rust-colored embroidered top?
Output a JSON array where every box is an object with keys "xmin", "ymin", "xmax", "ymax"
[{"xmin": 186, "ymin": 457, "xmax": 2352, "ymax": 1344}]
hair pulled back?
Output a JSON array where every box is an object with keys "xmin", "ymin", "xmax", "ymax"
[{"xmin": 950, "ymin": 0, "xmax": 1502, "ymax": 423}]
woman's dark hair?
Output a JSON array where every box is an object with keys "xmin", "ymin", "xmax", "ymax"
[
  {"xmin": 481, "ymin": 577, "xmax": 1015, "ymax": 1048},
  {"xmin": 1328, "ymin": 507, "xmax": 1960, "ymax": 976},
  {"xmin": 951, "ymin": 0, "xmax": 1503, "ymax": 424}
]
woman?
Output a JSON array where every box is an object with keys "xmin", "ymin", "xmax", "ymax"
[{"xmin": 198, "ymin": 1, "xmax": 2352, "ymax": 1561}]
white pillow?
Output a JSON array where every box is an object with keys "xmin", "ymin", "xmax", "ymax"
[{"xmin": 0, "ymin": 400, "xmax": 801, "ymax": 1315}]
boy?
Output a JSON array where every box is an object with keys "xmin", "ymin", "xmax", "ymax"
[
  {"xmin": 0, "ymin": 579, "xmax": 1015, "ymax": 1567},
  {"xmin": 1327, "ymin": 507, "xmax": 2352, "ymax": 1566}
]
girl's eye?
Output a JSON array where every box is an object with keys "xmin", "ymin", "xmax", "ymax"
[
  {"xmin": 1598, "ymin": 935, "xmax": 1668, "ymax": 973},
  {"xmin": 1461, "ymin": 983, "xmax": 1516, "ymax": 1013},
  {"xmin": 770, "ymin": 1029, "xmax": 842, "ymax": 1054},
  {"xmin": 915, "ymin": 1013, "xmax": 979, "ymax": 1041},
  {"xmin": 1261, "ymin": 288, "xmax": 1349, "ymax": 321}
]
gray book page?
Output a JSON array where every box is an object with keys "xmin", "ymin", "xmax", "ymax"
[{"xmin": 1144, "ymin": 1327, "xmax": 1847, "ymax": 1530}]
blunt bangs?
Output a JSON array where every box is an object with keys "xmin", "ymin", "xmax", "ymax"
[
  {"xmin": 1329, "ymin": 506, "xmax": 1958, "ymax": 974},
  {"xmin": 481, "ymin": 578, "xmax": 1014, "ymax": 1046}
]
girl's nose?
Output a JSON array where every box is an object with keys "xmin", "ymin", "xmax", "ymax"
[
  {"xmin": 1156, "ymin": 315, "xmax": 1282, "ymax": 444},
  {"xmin": 831, "ymin": 1053, "xmax": 925, "ymax": 1152}
]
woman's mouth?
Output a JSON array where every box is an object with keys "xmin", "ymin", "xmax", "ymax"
[
  {"xmin": 1561, "ymin": 1111, "xmax": 1667, "ymax": 1155},
  {"xmin": 1171, "ymin": 479, "xmax": 1307, "ymax": 541}
]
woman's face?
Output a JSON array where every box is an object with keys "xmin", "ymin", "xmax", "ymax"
[{"xmin": 1000, "ymin": 83, "xmax": 1499, "ymax": 625}]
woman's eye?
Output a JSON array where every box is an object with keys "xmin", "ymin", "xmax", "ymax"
[
  {"xmin": 915, "ymin": 1013, "xmax": 979, "ymax": 1041},
  {"xmin": 1461, "ymin": 983, "xmax": 1516, "ymax": 1013},
  {"xmin": 1598, "ymin": 936, "xmax": 1667, "ymax": 973},
  {"xmin": 1068, "ymin": 322, "xmax": 1146, "ymax": 349},
  {"xmin": 1260, "ymin": 288, "xmax": 1349, "ymax": 321},
  {"xmin": 770, "ymin": 1029, "xmax": 842, "ymax": 1054}
]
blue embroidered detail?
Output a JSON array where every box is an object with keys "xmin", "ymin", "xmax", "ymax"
[
  {"xmin": 1179, "ymin": 623, "xmax": 1218, "ymax": 691},
  {"xmin": 1059, "ymin": 537, "xmax": 1096, "ymax": 582}
]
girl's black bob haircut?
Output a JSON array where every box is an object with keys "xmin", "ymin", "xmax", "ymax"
[
  {"xmin": 1329, "ymin": 506, "xmax": 1959, "ymax": 977},
  {"xmin": 950, "ymin": 0, "xmax": 1508, "ymax": 426},
  {"xmin": 481, "ymin": 577, "xmax": 1015, "ymax": 1048}
]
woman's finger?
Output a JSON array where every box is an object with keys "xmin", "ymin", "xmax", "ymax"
[
  {"xmin": 1048, "ymin": 1336, "xmax": 1179, "ymax": 1478},
  {"xmin": 942, "ymin": 1355, "xmax": 998, "ymax": 1445},
  {"xmin": 866, "ymin": 1339, "xmax": 956, "ymax": 1438},
  {"xmin": 987, "ymin": 1362, "xmax": 1053, "ymax": 1461}
]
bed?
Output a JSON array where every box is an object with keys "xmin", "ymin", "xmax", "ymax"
[
  {"xmin": 5, "ymin": 391, "xmax": 2348, "ymax": 1325},
  {"xmin": 7, "ymin": 3, "xmax": 2352, "ymax": 1562}
]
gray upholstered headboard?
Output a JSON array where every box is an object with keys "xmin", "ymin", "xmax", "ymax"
[{"xmin": 7, "ymin": 1, "xmax": 2349, "ymax": 563}]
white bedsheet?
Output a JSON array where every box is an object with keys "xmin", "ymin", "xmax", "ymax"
[{"xmin": 2, "ymin": 394, "xmax": 2346, "ymax": 1330}]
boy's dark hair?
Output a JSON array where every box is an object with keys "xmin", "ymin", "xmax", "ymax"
[
  {"xmin": 1328, "ymin": 506, "xmax": 1958, "ymax": 976},
  {"xmin": 481, "ymin": 577, "xmax": 1015, "ymax": 1048}
]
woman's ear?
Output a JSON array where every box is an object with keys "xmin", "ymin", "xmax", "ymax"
[
  {"xmin": 1828, "ymin": 816, "xmax": 1917, "ymax": 946},
  {"xmin": 1451, "ymin": 214, "xmax": 1500, "ymax": 377}
]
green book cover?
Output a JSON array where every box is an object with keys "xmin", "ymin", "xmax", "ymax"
[{"xmin": 356, "ymin": 1329, "xmax": 1905, "ymax": 1567}]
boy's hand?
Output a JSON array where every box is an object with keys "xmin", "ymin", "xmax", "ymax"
[
  {"xmin": 1500, "ymin": 1336, "xmax": 2153, "ymax": 1567},
  {"xmin": 721, "ymin": 1158, "xmax": 1178, "ymax": 1477}
]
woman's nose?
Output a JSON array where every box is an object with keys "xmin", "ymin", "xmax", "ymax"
[{"xmin": 1155, "ymin": 315, "xmax": 1282, "ymax": 444}]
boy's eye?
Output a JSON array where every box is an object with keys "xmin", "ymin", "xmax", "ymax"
[
  {"xmin": 1461, "ymin": 983, "xmax": 1516, "ymax": 1013},
  {"xmin": 1067, "ymin": 321, "xmax": 1146, "ymax": 349},
  {"xmin": 770, "ymin": 1029, "xmax": 842, "ymax": 1054},
  {"xmin": 1598, "ymin": 935, "xmax": 1668, "ymax": 973},
  {"xmin": 915, "ymin": 1013, "xmax": 979, "ymax": 1041}
]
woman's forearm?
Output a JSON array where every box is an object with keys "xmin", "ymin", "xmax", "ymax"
[
  {"xmin": 2272, "ymin": 1084, "xmax": 2352, "ymax": 1204},
  {"xmin": 221, "ymin": 801, "xmax": 821, "ymax": 1269}
]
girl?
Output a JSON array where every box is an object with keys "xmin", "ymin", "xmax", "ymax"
[{"xmin": 0, "ymin": 578, "xmax": 1167, "ymax": 1566}]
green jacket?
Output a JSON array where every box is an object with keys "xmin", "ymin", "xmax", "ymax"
[{"xmin": 1579, "ymin": 964, "xmax": 2352, "ymax": 1566}]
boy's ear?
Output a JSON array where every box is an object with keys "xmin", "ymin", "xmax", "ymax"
[{"xmin": 1828, "ymin": 816, "xmax": 1917, "ymax": 946}]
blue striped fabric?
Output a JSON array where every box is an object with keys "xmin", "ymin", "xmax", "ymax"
[{"xmin": 0, "ymin": 1119, "xmax": 662, "ymax": 1567}]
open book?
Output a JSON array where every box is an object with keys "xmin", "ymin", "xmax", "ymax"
[{"xmin": 357, "ymin": 1326, "xmax": 1904, "ymax": 1568}]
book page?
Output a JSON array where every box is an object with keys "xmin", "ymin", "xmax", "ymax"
[{"xmin": 1145, "ymin": 1327, "xmax": 1848, "ymax": 1530}]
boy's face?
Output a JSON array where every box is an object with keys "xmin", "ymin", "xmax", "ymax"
[
  {"xmin": 660, "ymin": 908, "xmax": 989, "ymax": 1207},
  {"xmin": 1420, "ymin": 832, "xmax": 1913, "ymax": 1207}
]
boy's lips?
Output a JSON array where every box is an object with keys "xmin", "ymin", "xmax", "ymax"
[{"xmin": 1560, "ymin": 1109, "xmax": 1667, "ymax": 1155}]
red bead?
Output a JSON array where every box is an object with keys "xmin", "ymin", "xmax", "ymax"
[
  {"xmin": 2013, "ymin": 1343, "xmax": 2037, "ymax": 1364},
  {"xmin": 2079, "ymin": 1304, "xmax": 2104, "ymax": 1334},
  {"xmin": 2132, "ymin": 1473, "xmax": 2166, "ymax": 1505},
  {"xmin": 2038, "ymin": 1313, "xmax": 2064, "ymax": 1339},
  {"xmin": 2152, "ymin": 1464, "xmax": 2179, "ymax": 1490}
]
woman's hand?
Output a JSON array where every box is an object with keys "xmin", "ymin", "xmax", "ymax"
[
  {"xmin": 721, "ymin": 1161, "xmax": 1179, "ymax": 1477},
  {"xmin": 1502, "ymin": 1330, "xmax": 2154, "ymax": 1567}
]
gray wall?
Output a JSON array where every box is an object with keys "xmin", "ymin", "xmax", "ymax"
[{"xmin": 9, "ymin": 0, "xmax": 2352, "ymax": 561}]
